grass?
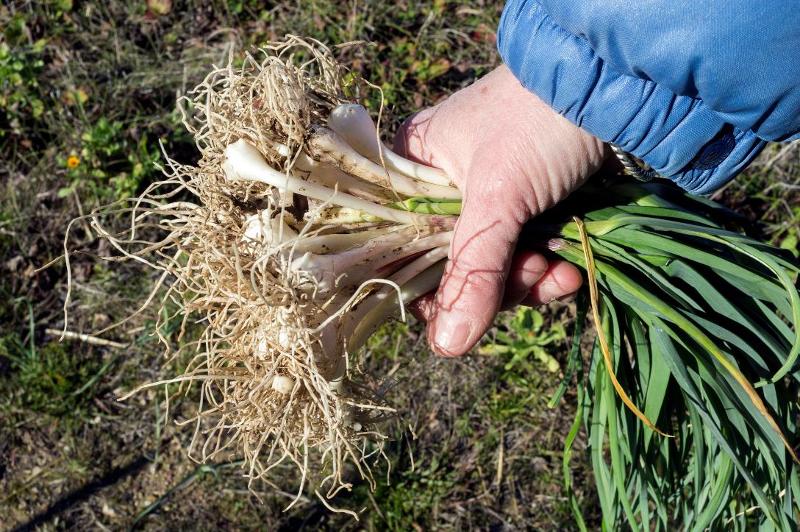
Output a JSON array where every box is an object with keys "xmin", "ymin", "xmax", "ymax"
[{"xmin": 0, "ymin": 0, "xmax": 797, "ymax": 530}]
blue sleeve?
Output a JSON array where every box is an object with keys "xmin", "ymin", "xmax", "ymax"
[{"xmin": 497, "ymin": 0, "xmax": 800, "ymax": 194}]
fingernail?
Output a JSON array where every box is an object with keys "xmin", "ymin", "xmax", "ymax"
[
  {"xmin": 536, "ymin": 280, "xmax": 562, "ymax": 303},
  {"xmin": 431, "ymin": 314, "xmax": 472, "ymax": 356}
]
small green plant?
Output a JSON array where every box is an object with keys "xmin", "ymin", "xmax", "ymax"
[
  {"xmin": 0, "ymin": 35, "xmax": 47, "ymax": 133},
  {"xmin": 2, "ymin": 339, "xmax": 101, "ymax": 416},
  {"xmin": 0, "ymin": 305, "xmax": 104, "ymax": 417},
  {"xmin": 357, "ymin": 453, "xmax": 458, "ymax": 531},
  {"xmin": 479, "ymin": 307, "xmax": 566, "ymax": 374},
  {"xmin": 777, "ymin": 205, "xmax": 800, "ymax": 257},
  {"xmin": 58, "ymin": 117, "xmax": 162, "ymax": 203},
  {"xmin": 477, "ymin": 308, "xmax": 567, "ymax": 424}
]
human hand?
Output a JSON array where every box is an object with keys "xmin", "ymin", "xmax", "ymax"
[{"xmin": 394, "ymin": 65, "xmax": 607, "ymax": 357}]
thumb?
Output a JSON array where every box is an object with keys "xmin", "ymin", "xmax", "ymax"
[{"xmin": 427, "ymin": 173, "xmax": 528, "ymax": 357}]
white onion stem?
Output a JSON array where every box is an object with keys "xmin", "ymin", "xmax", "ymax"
[
  {"xmin": 308, "ymin": 127, "xmax": 461, "ymax": 200},
  {"xmin": 224, "ymin": 139, "xmax": 453, "ymax": 228},
  {"xmin": 292, "ymin": 230, "xmax": 451, "ymax": 295},
  {"xmin": 347, "ymin": 257, "xmax": 447, "ymax": 354},
  {"xmin": 284, "ymin": 148, "xmax": 393, "ymax": 203},
  {"xmin": 287, "ymin": 227, "xmax": 396, "ymax": 255},
  {"xmin": 328, "ymin": 103, "xmax": 454, "ymax": 187},
  {"xmin": 319, "ymin": 256, "xmax": 447, "ymax": 383}
]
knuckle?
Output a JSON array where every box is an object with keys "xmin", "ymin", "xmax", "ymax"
[{"xmin": 468, "ymin": 168, "xmax": 532, "ymax": 225}]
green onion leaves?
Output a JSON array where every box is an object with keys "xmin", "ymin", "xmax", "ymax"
[{"xmin": 544, "ymin": 180, "xmax": 800, "ymax": 529}]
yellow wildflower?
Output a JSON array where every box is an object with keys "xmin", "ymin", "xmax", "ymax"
[{"xmin": 66, "ymin": 155, "xmax": 80, "ymax": 169}]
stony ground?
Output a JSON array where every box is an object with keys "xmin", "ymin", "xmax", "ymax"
[{"xmin": 1, "ymin": 1, "xmax": 798, "ymax": 530}]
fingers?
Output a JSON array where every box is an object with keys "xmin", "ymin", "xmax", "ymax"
[
  {"xmin": 411, "ymin": 251, "xmax": 549, "ymax": 322},
  {"xmin": 520, "ymin": 260, "xmax": 583, "ymax": 306},
  {"xmin": 500, "ymin": 251, "xmax": 549, "ymax": 311},
  {"xmin": 410, "ymin": 253, "xmax": 577, "ymax": 324}
]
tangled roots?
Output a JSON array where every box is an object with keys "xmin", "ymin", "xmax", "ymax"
[{"xmin": 89, "ymin": 37, "xmax": 394, "ymax": 510}]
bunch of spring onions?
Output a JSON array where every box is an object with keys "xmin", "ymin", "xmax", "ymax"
[
  {"xmin": 82, "ymin": 38, "xmax": 799, "ymax": 525},
  {"xmin": 533, "ymin": 183, "xmax": 800, "ymax": 530}
]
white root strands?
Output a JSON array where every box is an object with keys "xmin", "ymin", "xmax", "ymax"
[{"xmin": 70, "ymin": 37, "xmax": 461, "ymax": 510}]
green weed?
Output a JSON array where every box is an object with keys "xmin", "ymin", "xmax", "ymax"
[
  {"xmin": 476, "ymin": 308, "xmax": 569, "ymax": 425},
  {"xmin": 480, "ymin": 307, "xmax": 567, "ymax": 375},
  {"xmin": 0, "ymin": 37, "xmax": 47, "ymax": 131},
  {"xmin": 776, "ymin": 205, "xmax": 800, "ymax": 257},
  {"xmin": 0, "ymin": 300, "xmax": 106, "ymax": 417},
  {"xmin": 0, "ymin": 335, "xmax": 105, "ymax": 417},
  {"xmin": 349, "ymin": 450, "xmax": 458, "ymax": 531},
  {"xmin": 56, "ymin": 117, "xmax": 162, "ymax": 203}
]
